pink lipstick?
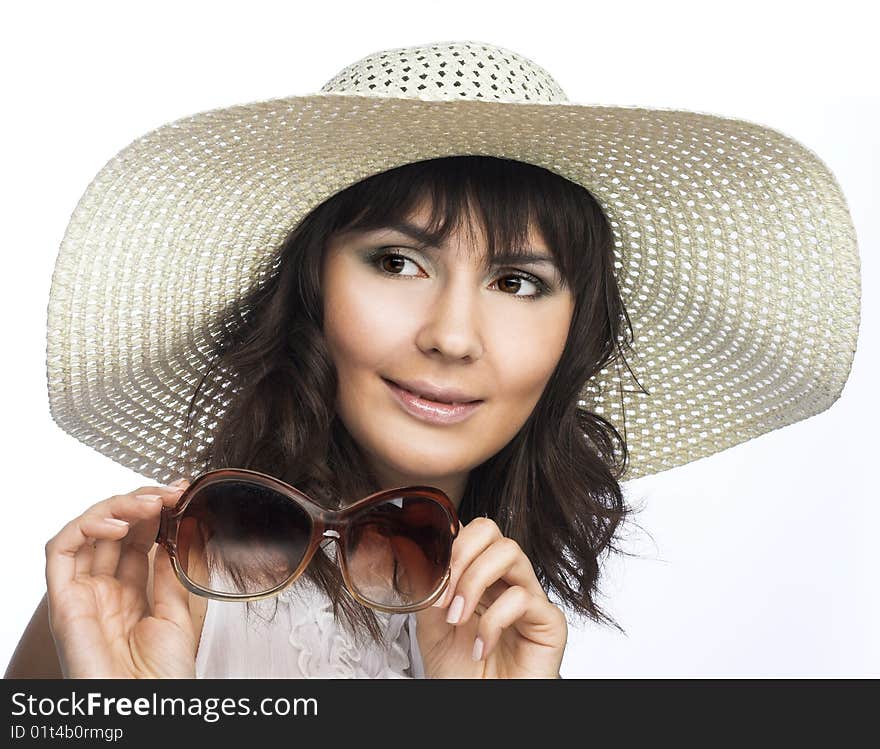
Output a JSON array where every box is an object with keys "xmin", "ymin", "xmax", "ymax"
[{"xmin": 383, "ymin": 378, "xmax": 483, "ymax": 425}]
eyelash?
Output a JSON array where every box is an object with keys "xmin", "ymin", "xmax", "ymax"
[{"xmin": 365, "ymin": 249, "xmax": 551, "ymax": 302}]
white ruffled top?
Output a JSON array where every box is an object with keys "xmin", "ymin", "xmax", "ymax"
[{"xmin": 194, "ymin": 557, "xmax": 426, "ymax": 679}]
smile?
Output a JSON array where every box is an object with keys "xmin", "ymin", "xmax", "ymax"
[{"xmin": 383, "ymin": 378, "xmax": 483, "ymax": 425}]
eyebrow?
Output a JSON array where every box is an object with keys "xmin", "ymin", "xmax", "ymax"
[{"xmin": 379, "ymin": 221, "xmax": 560, "ymax": 269}]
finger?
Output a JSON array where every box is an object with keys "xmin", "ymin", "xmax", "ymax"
[
  {"xmin": 125, "ymin": 483, "xmax": 188, "ymax": 553},
  {"xmin": 90, "ymin": 538, "xmax": 122, "ymax": 577},
  {"xmin": 86, "ymin": 483, "xmax": 193, "ymax": 522},
  {"xmin": 450, "ymin": 537, "xmax": 545, "ymax": 624},
  {"xmin": 73, "ymin": 536, "xmax": 97, "ymax": 576},
  {"xmin": 432, "ymin": 517, "xmax": 502, "ymax": 609},
  {"xmin": 81, "ymin": 488, "xmax": 185, "ymax": 578},
  {"xmin": 46, "ymin": 515, "xmax": 132, "ymax": 600},
  {"xmin": 444, "ymin": 536, "xmax": 546, "ymax": 626},
  {"xmin": 93, "ymin": 487, "xmax": 183, "ymax": 576},
  {"xmin": 46, "ymin": 486, "xmax": 185, "ymax": 595},
  {"xmin": 472, "ymin": 585, "xmax": 566, "ymax": 662},
  {"xmin": 152, "ymin": 543, "xmax": 194, "ymax": 635},
  {"xmin": 116, "ymin": 488, "xmax": 186, "ymax": 588}
]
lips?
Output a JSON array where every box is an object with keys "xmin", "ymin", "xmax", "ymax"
[
  {"xmin": 383, "ymin": 378, "xmax": 482, "ymax": 405},
  {"xmin": 395, "ymin": 385, "xmax": 470, "ymax": 405},
  {"xmin": 383, "ymin": 378, "xmax": 484, "ymax": 425}
]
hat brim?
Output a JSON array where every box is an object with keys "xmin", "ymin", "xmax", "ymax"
[{"xmin": 46, "ymin": 91, "xmax": 861, "ymax": 483}]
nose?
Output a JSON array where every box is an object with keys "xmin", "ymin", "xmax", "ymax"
[{"xmin": 415, "ymin": 276, "xmax": 485, "ymax": 361}]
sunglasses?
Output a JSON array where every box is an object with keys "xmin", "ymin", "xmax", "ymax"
[{"xmin": 154, "ymin": 468, "xmax": 460, "ymax": 613}]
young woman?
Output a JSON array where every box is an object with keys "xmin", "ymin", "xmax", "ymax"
[{"xmin": 6, "ymin": 40, "xmax": 859, "ymax": 679}]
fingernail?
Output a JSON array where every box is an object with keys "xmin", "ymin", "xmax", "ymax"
[
  {"xmin": 446, "ymin": 595, "xmax": 464, "ymax": 624},
  {"xmin": 135, "ymin": 493, "xmax": 162, "ymax": 503},
  {"xmin": 472, "ymin": 636, "xmax": 484, "ymax": 661},
  {"xmin": 104, "ymin": 518, "xmax": 129, "ymax": 527}
]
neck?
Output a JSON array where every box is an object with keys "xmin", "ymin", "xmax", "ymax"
[{"xmin": 365, "ymin": 456, "xmax": 468, "ymax": 510}]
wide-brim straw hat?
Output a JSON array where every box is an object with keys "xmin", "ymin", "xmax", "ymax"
[{"xmin": 46, "ymin": 40, "xmax": 861, "ymax": 485}]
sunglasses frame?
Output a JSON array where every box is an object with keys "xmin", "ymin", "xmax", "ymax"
[{"xmin": 154, "ymin": 467, "xmax": 460, "ymax": 613}]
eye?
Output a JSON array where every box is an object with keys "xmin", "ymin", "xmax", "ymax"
[
  {"xmin": 367, "ymin": 250, "xmax": 551, "ymax": 301},
  {"xmin": 491, "ymin": 272, "xmax": 548, "ymax": 301},
  {"xmin": 375, "ymin": 252, "xmax": 422, "ymax": 277}
]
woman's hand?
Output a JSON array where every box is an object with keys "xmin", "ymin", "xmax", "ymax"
[
  {"xmin": 413, "ymin": 517, "xmax": 567, "ymax": 678},
  {"xmin": 44, "ymin": 479, "xmax": 196, "ymax": 678}
]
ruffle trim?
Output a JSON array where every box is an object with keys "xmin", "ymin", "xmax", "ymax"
[{"xmin": 273, "ymin": 576, "xmax": 413, "ymax": 679}]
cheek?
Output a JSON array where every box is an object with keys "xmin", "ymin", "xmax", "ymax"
[
  {"xmin": 490, "ymin": 308, "xmax": 571, "ymax": 407},
  {"xmin": 322, "ymin": 260, "xmax": 403, "ymax": 371}
]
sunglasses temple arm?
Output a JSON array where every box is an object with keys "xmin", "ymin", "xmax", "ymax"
[{"xmin": 155, "ymin": 507, "xmax": 169, "ymax": 547}]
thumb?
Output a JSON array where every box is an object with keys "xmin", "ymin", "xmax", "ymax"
[{"xmin": 152, "ymin": 543, "xmax": 194, "ymax": 634}]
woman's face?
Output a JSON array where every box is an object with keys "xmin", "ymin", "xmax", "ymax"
[{"xmin": 321, "ymin": 199, "xmax": 575, "ymax": 507}]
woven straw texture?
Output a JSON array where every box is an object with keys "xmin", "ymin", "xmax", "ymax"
[{"xmin": 46, "ymin": 41, "xmax": 861, "ymax": 485}]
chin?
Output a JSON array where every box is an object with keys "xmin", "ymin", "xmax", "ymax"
[{"xmin": 374, "ymin": 441, "xmax": 473, "ymax": 480}]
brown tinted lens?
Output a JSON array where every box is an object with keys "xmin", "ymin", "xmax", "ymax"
[
  {"xmin": 176, "ymin": 479, "xmax": 312, "ymax": 596},
  {"xmin": 344, "ymin": 494, "xmax": 452, "ymax": 609}
]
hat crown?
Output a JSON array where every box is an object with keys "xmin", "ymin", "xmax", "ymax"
[{"xmin": 320, "ymin": 40, "xmax": 568, "ymax": 104}]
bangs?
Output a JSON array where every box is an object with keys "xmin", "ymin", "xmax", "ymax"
[{"xmin": 323, "ymin": 156, "xmax": 611, "ymax": 293}]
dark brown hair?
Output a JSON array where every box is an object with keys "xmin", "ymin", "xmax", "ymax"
[{"xmin": 177, "ymin": 155, "xmax": 645, "ymax": 652}]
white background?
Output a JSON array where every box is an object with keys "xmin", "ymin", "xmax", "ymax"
[{"xmin": 2, "ymin": 0, "xmax": 876, "ymax": 678}]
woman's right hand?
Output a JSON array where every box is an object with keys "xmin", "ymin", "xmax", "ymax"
[{"xmin": 44, "ymin": 480, "xmax": 196, "ymax": 678}]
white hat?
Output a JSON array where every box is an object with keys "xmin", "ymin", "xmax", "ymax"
[{"xmin": 46, "ymin": 40, "xmax": 861, "ymax": 484}]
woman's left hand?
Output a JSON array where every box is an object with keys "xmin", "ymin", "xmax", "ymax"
[{"xmin": 413, "ymin": 517, "xmax": 567, "ymax": 678}]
